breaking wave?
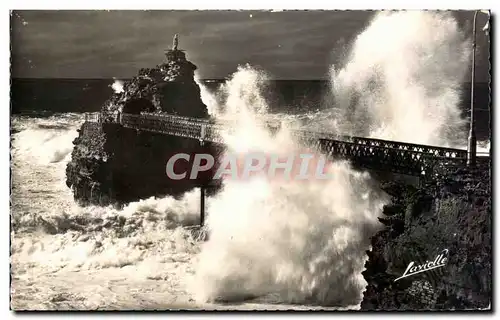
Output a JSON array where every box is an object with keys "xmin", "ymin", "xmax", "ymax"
[
  {"xmin": 191, "ymin": 66, "xmax": 386, "ymax": 306},
  {"xmin": 322, "ymin": 11, "xmax": 470, "ymax": 147}
]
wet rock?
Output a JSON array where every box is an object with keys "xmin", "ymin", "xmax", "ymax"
[
  {"xmin": 102, "ymin": 221, "xmax": 113, "ymax": 228},
  {"xmin": 361, "ymin": 163, "xmax": 491, "ymax": 310}
]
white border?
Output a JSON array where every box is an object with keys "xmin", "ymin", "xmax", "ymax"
[
  {"xmin": 3, "ymin": 1, "xmax": 499, "ymax": 10},
  {"xmin": 3, "ymin": 0, "xmax": 499, "ymax": 319}
]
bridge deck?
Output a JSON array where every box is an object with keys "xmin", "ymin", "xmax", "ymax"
[{"xmin": 85, "ymin": 112, "xmax": 471, "ymax": 177}]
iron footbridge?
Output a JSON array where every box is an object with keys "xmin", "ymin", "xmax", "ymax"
[{"xmin": 84, "ymin": 112, "xmax": 472, "ymax": 177}]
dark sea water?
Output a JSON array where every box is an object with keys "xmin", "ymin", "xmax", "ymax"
[{"xmin": 10, "ymin": 79, "xmax": 326, "ymax": 113}]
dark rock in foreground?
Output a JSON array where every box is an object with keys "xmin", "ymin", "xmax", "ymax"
[
  {"xmin": 66, "ymin": 36, "xmax": 218, "ymax": 206},
  {"xmin": 361, "ymin": 161, "xmax": 491, "ymax": 310}
]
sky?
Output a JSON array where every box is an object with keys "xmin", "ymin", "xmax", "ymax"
[{"xmin": 10, "ymin": 10, "xmax": 490, "ymax": 80}]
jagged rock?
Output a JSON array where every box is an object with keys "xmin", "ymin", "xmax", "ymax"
[
  {"xmin": 361, "ymin": 162, "xmax": 491, "ymax": 310},
  {"xmin": 66, "ymin": 36, "xmax": 219, "ymax": 206},
  {"xmin": 102, "ymin": 45, "xmax": 208, "ymax": 118}
]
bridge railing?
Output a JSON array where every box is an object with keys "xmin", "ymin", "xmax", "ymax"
[
  {"xmin": 120, "ymin": 113, "xmax": 205, "ymax": 140},
  {"xmin": 84, "ymin": 112, "xmax": 470, "ymax": 159},
  {"xmin": 350, "ymin": 137, "xmax": 468, "ymax": 159},
  {"xmin": 84, "ymin": 111, "xmax": 343, "ymax": 140},
  {"xmin": 83, "ymin": 111, "xmax": 479, "ymax": 176},
  {"xmin": 315, "ymin": 138, "xmax": 467, "ymax": 175},
  {"xmin": 84, "ymin": 111, "xmax": 471, "ymax": 155}
]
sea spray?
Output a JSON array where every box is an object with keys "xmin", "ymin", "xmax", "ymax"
[
  {"xmin": 195, "ymin": 73, "xmax": 221, "ymax": 116},
  {"xmin": 10, "ymin": 114, "xmax": 85, "ymax": 168},
  {"xmin": 111, "ymin": 78, "xmax": 124, "ymax": 94},
  {"xmin": 191, "ymin": 66, "xmax": 387, "ymax": 306},
  {"xmin": 12, "ymin": 127, "xmax": 79, "ymax": 164},
  {"xmin": 328, "ymin": 11, "xmax": 470, "ymax": 147}
]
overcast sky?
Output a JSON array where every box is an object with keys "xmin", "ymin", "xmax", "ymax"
[{"xmin": 11, "ymin": 10, "xmax": 490, "ymax": 80}]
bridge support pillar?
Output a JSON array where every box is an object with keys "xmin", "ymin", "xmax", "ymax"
[
  {"xmin": 199, "ymin": 136, "xmax": 206, "ymax": 226},
  {"xmin": 200, "ymin": 186, "xmax": 206, "ymax": 226}
]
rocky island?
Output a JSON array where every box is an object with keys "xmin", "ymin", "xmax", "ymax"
[{"xmin": 66, "ymin": 35, "xmax": 215, "ymax": 206}]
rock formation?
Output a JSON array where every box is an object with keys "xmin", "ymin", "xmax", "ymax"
[
  {"xmin": 102, "ymin": 35, "xmax": 208, "ymax": 118},
  {"xmin": 66, "ymin": 35, "xmax": 218, "ymax": 206},
  {"xmin": 361, "ymin": 160, "xmax": 491, "ymax": 310}
]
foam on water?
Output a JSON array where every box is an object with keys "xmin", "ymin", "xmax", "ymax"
[
  {"xmin": 11, "ymin": 191, "xmax": 201, "ymax": 273},
  {"xmin": 12, "ymin": 126, "xmax": 79, "ymax": 165},
  {"xmin": 11, "ymin": 115, "xmax": 202, "ymax": 285}
]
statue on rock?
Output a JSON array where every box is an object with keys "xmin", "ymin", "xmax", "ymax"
[
  {"xmin": 173, "ymin": 34, "xmax": 179, "ymax": 51},
  {"xmin": 99, "ymin": 32, "xmax": 207, "ymax": 117},
  {"xmin": 163, "ymin": 33, "xmax": 187, "ymax": 63}
]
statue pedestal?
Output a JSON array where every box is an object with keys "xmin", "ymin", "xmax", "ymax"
[{"xmin": 164, "ymin": 49, "xmax": 186, "ymax": 61}]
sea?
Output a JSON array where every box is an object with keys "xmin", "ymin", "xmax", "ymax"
[{"xmin": 10, "ymin": 11, "xmax": 490, "ymax": 310}]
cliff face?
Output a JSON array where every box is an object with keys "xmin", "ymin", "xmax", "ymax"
[
  {"xmin": 66, "ymin": 42, "xmax": 217, "ymax": 206},
  {"xmin": 361, "ymin": 161, "xmax": 491, "ymax": 310},
  {"xmin": 66, "ymin": 122, "xmax": 112, "ymax": 205}
]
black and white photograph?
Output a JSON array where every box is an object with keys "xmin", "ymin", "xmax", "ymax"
[{"xmin": 9, "ymin": 8, "xmax": 492, "ymax": 311}]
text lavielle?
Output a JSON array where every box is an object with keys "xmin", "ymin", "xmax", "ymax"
[{"xmin": 394, "ymin": 249, "xmax": 449, "ymax": 282}]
